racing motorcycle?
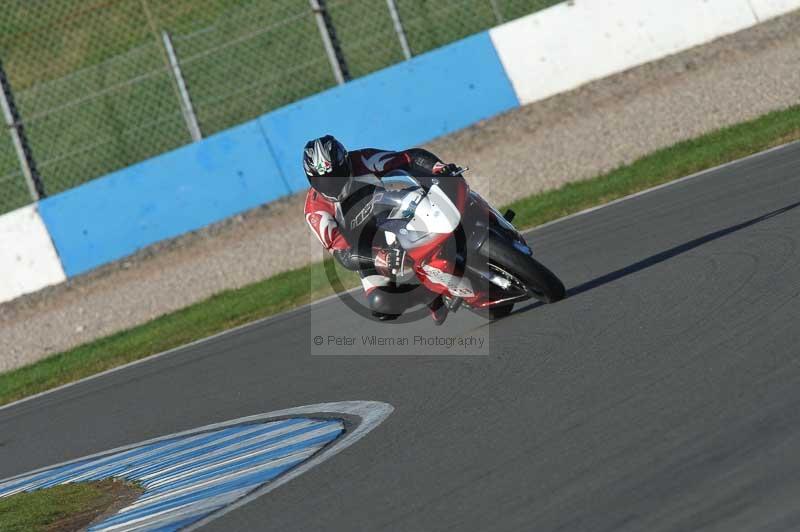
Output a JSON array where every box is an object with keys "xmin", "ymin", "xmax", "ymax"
[{"xmin": 344, "ymin": 168, "xmax": 565, "ymax": 320}]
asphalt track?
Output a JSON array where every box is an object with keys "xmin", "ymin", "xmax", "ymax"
[{"xmin": 2, "ymin": 142, "xmax": 800, "ymax": 531}]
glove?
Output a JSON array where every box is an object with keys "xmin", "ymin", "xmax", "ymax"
[
  {"xmin": 333, "ymin": 248, "xmax": 373, "ymax": 272},
  {"xmin": 432, "ymin": 162, "xmax": 462, "ymax": 176},
  {"xmin": 374, "ymin": 248, "xmax": 411, "ymax": 279}
]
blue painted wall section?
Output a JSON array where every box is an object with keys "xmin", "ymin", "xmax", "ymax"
[
  {"xmin": 39, "ymin": 120, "xmax": 286, "ymax": 277},
  {"xmin": 40, "ymin": 31, "xmax": 519, "ymax": 278},
  {"xmin": 262, "ymin": 31, "xmax": 520, "ymax": 192}
]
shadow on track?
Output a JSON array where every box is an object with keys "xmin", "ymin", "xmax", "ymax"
[{"xmin": 513, "ymin": 200, "xmax": 800, "ymax": 316}]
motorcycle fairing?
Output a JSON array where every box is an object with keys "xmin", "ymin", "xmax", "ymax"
[{"xmin": 391, "ymin": 184, "xmax": 462, "ymax": 250}]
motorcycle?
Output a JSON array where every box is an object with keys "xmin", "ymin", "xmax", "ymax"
[{"xmin": 349, "ymin": 168, "xmax": 565, "ymax": 320}]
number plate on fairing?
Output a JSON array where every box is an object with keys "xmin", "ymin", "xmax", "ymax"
[{"xmin": 421, "ymin": 264, "xmax": 475, "ymax": 297}]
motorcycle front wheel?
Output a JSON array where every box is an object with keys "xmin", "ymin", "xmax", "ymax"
[{"xmin": 479, "ymin": 233, "xmax": 566, "ymax": 303}]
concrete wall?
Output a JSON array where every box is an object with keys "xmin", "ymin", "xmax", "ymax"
[
  {"xmin": 489, "ymin": 0, "xmax": 772, "ymax": 106},
  {"xmin": 0, "ymin": 204, "xmax": 65, "ymax": 301},
  {"xmin": 38, "ymin": 32, "xmax": 517, "ymax": 277},
  {"xmin": 38, "ymin": 120, "xmax": 287, "ymax": 278},
  {"xmin": 260, "ymin": 32, "xmax": 518, "ymax": 193},
  {"xmin": 750, "ymin": 0, "xmax": 800, "ymax": 19}
]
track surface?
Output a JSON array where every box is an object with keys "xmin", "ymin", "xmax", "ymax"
[{"xmin": 2, "ymin": 143, "xmax": 800, "ymax": 531}]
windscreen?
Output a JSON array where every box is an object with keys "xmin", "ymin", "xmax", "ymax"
[{"xmin": 373, "ymin": 174, "xmax": 425, "ymax": 222}]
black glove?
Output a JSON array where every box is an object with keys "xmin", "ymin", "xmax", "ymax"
[
  {"xmin": 333, "ymin": 248, "xmax": 373, "ymax": 272},
  {"xmin": 374, "ymin": 248, "xmax": 410, "ymax": 278},
  {"xmin": 433, "ymin": 162, "xmax": 464, "ymax": 177}
]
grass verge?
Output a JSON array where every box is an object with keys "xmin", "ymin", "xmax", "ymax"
[
  {"xmin": 1, "ymin": 104, "xmax": 799, "ymax": 407},
  {"xmin": 0, "ymin": 479, "xmax": 143, "ymax": 531}
]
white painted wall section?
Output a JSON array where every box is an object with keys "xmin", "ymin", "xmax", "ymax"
[
  {"xmin": 0, "ymin": 204, "xmax": 66, "ymax": 302},
  {"xmin": 749, "ymin": 0, "xmax": 800, "ymax": 20},
  {"xmin": 490, "ymin": 0, "xmax": 776, "ymax": 105}
]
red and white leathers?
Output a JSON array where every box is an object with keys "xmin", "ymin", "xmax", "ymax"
[{"xmin": 304, "ymin": 147, "xmax": 448, "ymax": 302}]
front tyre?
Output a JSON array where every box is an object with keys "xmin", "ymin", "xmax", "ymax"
[
  {"xmin": 467, "ymin": 302, "xmax": 514, "ymax": 321},
  {"xmin": 487, "ymin": 303, "xmax": 514, "ymax": 319},
  {"xmin": 480, "ymin": 233, "xmax": 566, "ymax": 303}
]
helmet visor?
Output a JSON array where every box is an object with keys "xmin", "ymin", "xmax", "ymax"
[{"xmin": 308, "ymin": 175, "xmax": 351, "ymax": 200}]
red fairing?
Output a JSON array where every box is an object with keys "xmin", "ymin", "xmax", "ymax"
[
  {"xmin": 452, "ymin": 177, "xmax": 469, "ymax": 212},
  {"xmin": 415, "ymin": 253, "xmax": 453, "ymax": 297},
  {"xmin": 304, "ymin": 189, "xmax": 349, "ymax": 251},
  {"xmin": 435, "ymin": 174, "xmax": 469, "ymax": 215},
  {"xmin": 413, "ymin": 252, "xmax": 489, "ymax": 304},
  {"xmin": 408, "ymin": 178, "xmax": 503, "ymax": 306},
  {"xmin": 406, "ymin": 232, "xmax": 451, "ymax": 266}
]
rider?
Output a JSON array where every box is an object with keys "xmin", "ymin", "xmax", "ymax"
[{"xmin": 303, "ymin": 134, "xmax": 460, "ymax": 325}]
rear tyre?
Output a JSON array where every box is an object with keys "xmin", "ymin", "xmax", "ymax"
[{"xmin": 480, "ymin": 233, "xmax": 566, "ymax": 303}]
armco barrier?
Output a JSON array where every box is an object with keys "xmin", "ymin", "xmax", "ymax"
[
  {"xmin": 38, "ymin": 31, "xmax": 518, "ymax": 277},
  {"xmin": 0, "ymin": 204, "xmax": 65, "ymax": 301}
]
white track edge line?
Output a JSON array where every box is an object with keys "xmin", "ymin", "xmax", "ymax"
[
  {"xmin": 529, "ymin": 139, "xmax": 799, "ymax": 233},
  {"xmin": 1, "ymin": 139, "xmax": 797, "ymax": 413}
]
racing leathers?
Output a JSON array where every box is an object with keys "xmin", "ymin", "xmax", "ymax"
[{"xmin": 304, "ymin": 147, "xmax": 453, "ymax": 320}]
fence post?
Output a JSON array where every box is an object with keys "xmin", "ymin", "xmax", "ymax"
[
  {"xmin": 310, "ymin": 0, "xmax": 351, "ymax": 84},
  {"xmin": 489, "ymin": 0, "xmax": 505, "ymax": 24},
  {"xmin": 162, "ymin": 31, "xmax": 202, "ymax": 142},
  {"xmin": 386, "ymin": 0, "xmax": 412, "ymax": 60},
  {"xmin": 0, "ymin": 59, "xmax": 45, "ymax": 201}
]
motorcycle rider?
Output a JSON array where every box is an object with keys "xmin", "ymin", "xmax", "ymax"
[{"xmin": 303, "ymin": 134, "xmax": 460, "ymax": 325}]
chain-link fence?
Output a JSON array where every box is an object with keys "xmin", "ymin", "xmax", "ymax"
[{"xmin": 0, "ymin": 0, "xmax": 561, "ymax": 215}]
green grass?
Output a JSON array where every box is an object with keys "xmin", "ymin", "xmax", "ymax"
[
  {"xmin": 0, "ymin": 137, "xmax": 29, "ymax": 213},
  {"xmin": 505, "ymin": 105, "xmax": 800, "ymax": 229},
  {"xmin": 1, "ymin": 104, "xmax": 798, "ymax": 407},
  {"xmin": 0, "ymin": 480, "xmax": 142, "ymax": 532},
  {"xmin": 0, "ymin": 0, "xmax": 561, "ymax": 213}
]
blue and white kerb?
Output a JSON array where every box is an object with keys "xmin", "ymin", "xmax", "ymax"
[{"xmin": 0, "ymin": 418, "xmax": 344, "ymax": 531}]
